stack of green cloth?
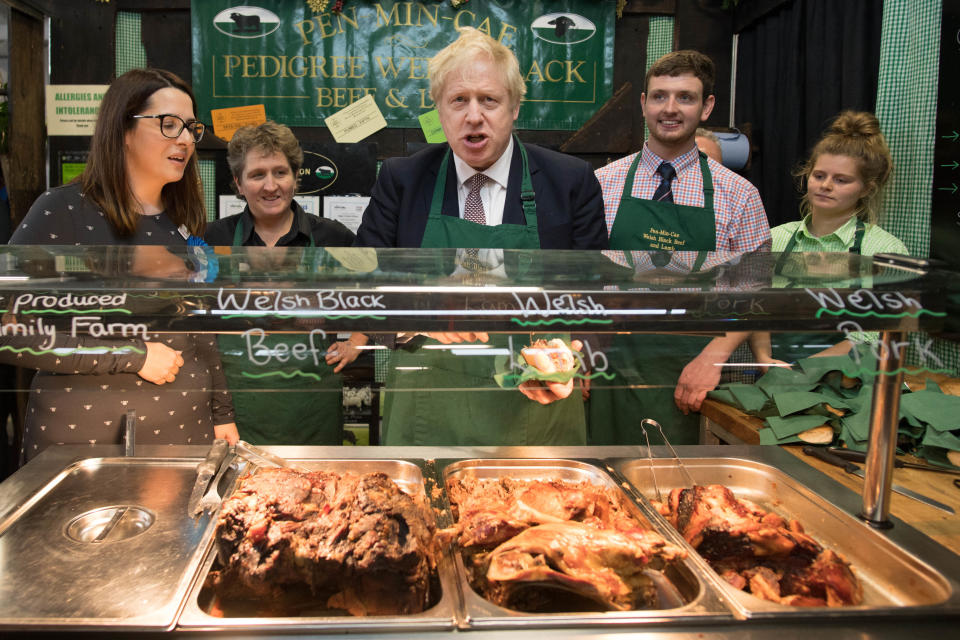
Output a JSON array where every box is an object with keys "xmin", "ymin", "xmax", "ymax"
[
  {"xmin": 902, "ymin": 382, "xmax": 960, "ymax": 467},
  {"xmin": 707, "ymin": 346, "xmax": 960, "ymax": 467}
]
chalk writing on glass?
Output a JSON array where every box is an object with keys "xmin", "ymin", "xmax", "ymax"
[
  {"xmin": 499, "ymin": 335, "xmax": 612, "ymax": 383},
  {"xmin": 243, "ymin": 328, "xmax": 329, "ymax": 366},
  {"xmin": 0, "ymin": 317, "xmax": 57, "ymax": 349},
  {"xmin": 691, "ymin": 295, "xmax": 767, "ymax": 318},
  {"xmin": 3, "ymin": 293, "xmax": 138, "ymax": 348},
  {"xmin": 0, "ymin": 344, "xmax": 144, "ymax": 357},
  {"xmin": 70, "ymin": 316, "xmax": 148, "ymax": 341},
  {"xmin": 510, "ymin": 292, "xmax": 607, "ymax": 315},
  {"xmin": 241, "ymin": 370, "xmax": 324, "ymax": 382},
  {"xmin": 216, "ymin": 288, "xmax": 386, "ymax": 313},
  {"xmin": 806, "ymin": 287, "xmax": 952, "ymax": 376},
  {"xmin": 804, "ymin": 288, "xmax": 932, "ymax": 316},
  {"xmin": 511, "ymin": 317, "xmax": 613, "ymax": 327},
  {"xmin": 12, "ymin": 293, "xmax": 129, "ymax": 314}
]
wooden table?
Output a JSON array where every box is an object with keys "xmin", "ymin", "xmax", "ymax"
[{"xmin": 698, "ymin": 372, "xmax": 960, "ymax": 556}]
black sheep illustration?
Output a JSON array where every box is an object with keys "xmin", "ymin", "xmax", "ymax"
[
  {"xmin": 230, "ymin": 12, "xmax": 261, "ymax": 34},
  {"xmin": 548, "ymin": 15, "xmax": 576, "ymax": 37}
]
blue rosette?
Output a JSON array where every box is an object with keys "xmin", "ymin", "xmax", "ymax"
[{"xmin": 186, "ymin": 235, "xmax": 219, "ymax": 283}]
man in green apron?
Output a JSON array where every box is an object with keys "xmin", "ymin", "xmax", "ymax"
[
  {"xmin": 354, "ymin": 27, "xmax": 608, "ymax": 445},
  {"xmin": 590, "ymin": 50, "xmax": 771, "ymax": 445}
]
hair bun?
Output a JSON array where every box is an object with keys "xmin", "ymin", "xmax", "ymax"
[
  {"xmin": 800, "ymin": 109, "xmax": 893, "ymax": 225},
  {"xmin": 828, "ymin": 110, "xmax": 881, "ymax": 139}
]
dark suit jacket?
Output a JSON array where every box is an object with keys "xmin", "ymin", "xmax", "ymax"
[{"xmin": 354, "ymin": 141, "xmax": 609, "ymax": 249}]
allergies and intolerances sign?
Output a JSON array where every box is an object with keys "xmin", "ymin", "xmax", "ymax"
[
  {"xmin": 191, "ymin": 0, "xmax": 615, "ymax": 130},
  {"xmin": 45, "ymin": 85, "xmax": 109, "ymax": 136}
]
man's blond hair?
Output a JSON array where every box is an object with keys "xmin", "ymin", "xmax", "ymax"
[{"xmin": 429, "ymin": 27, "xmax": 526, "ymax": 109}]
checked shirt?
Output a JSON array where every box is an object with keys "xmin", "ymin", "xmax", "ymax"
[
  {"xmin": 771, "ymin": 215, "xmax": 908, "ymax": 256},
  {"xmin": 595, "ymin": 144, "xmax": 771, "ymax": 253}
]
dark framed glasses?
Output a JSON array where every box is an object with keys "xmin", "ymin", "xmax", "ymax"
[{"xmin": 131, "ymin": 113, "xmax": 205, "ymax": 143}]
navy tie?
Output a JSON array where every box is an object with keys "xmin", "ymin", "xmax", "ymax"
[
  {"xmin": 650, "ymin": 251, "xmax": 671, "ymax": 267},
  {"xmin": 652, "ymin": 162, "xmax": 676, "ymax": 203}
]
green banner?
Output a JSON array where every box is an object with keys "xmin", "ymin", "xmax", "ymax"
[{"xmin": 191, "ymin": 0, "xmax": 615, "ymax": 130}]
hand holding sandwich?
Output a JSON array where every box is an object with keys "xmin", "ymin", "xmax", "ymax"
[{"xmin": 518, "ymin": 338, "xmax": 583, "ymax": 405}]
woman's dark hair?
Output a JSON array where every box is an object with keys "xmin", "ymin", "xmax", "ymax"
[{"xmin": 80, "ymin": 68, "xmax": 206, "ymax": 237}]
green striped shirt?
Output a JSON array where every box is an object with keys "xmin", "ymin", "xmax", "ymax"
[
  {"xmin": 771, "ymin": 215, "xmax": 908, "ymax": 255},
  {"xmin": 772, "ymin": 215, "xmax": 907, "ymax": 347}
]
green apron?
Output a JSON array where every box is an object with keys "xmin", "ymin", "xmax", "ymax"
[
  {"xmin": 382, "ymin": 138, "xmax": 586, "ymax": 446},
  {"xmin": 588, "ymin": 151, "xmax": 716, "ymax": 446},
  {"xmin": 767, "ymin": 220, "xmax": 865, "ymax": 362},
  {"xmin": 217, "ymin": 218, "xmax": 344, "ymax": 445}
]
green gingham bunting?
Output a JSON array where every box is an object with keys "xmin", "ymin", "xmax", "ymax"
[
  {"xmin": 876, "ymin": 1, "xmax": 959, "ymax": 376},
  {"xmin": 115, "ymin": 12, "xmax": 147, "ymax": 76},
  {"xmin": 643, "ymin": 17, "xmax": 674, "ymax": 143},
  {"xmin": 876, "ymin": 0, "xmax": 940, "ymax": 256},
  {"xmin": 199, "ymin": 160, "xmax": 217, "ymax": 223}
]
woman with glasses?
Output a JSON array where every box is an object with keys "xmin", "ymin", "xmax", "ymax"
[
  {"xmin": 14, "ymin": 69, "xmax": 208, "ymax": 244},
  {"xmin": 8, "ymin": 68, "xmax": 238, "ymax": 463}
]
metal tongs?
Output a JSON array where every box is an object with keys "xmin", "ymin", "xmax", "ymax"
[
  {"xmin": 234, "ymin": 440, "xmax": 309, "ymax": 472},
  {"xmin": 193, "ymin": 447, "xmax": 238, "ymax": 517},
  {"xmin": 639, "ymin": 418, "xmax": 696, "ymax": 502}
]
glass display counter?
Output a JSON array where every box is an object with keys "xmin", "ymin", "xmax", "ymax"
[
  {"xmin": 0, "ymin": 245, "xmax": 951, "ymax": 446},
  {"xmin": 0, "ymin": 245, "xmax": 957, "ymax": 636}
]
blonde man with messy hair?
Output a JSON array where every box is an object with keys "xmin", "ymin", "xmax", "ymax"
[
  {"xmin": 355, "ymin": 26, "xmax": 608, "ymax": 447},
  {"xmin": 428, "ymin": 27, "xmax": 526, "ymax": 111}
]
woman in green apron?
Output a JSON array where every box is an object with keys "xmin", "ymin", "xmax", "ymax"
[
  {"xmin": 587, "ymin": 150, "xmax": 719, "ymax": 446},
  {"xmin": 382, "ymin": 138, "xmax": 587, "ymax": 446},
  {"xmin": 754, "ymin": 110, "xmax": 906, "ymax": 366},
  {"xmin": 205, "ymin": 121, "xmax": 358, "ymax": 445}
]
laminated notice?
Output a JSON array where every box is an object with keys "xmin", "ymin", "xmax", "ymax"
[{"xmin": 324, "ymin": 95, "xmax": 387, "ymax": 143}]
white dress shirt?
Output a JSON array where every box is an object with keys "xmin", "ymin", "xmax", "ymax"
[
  {"xmin": 449, "ymin": 137, "xmax": 515, "ymax": 276},
  {"xmin": 451, "ymin": 136, "xmax": 514, "ymax": 226}
]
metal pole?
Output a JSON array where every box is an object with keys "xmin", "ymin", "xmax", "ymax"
[
  {"xmin": 860, "ymin": 331, "xmax": 907, "ymax": 526},
  {"xmin": 729, "ymin": 34, "xmax": 739, "ymax": 129}
]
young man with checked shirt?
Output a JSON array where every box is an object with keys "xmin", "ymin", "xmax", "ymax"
[{"xmin": 589, "ymin": 50, "xmax": 770, "ymax": 444}]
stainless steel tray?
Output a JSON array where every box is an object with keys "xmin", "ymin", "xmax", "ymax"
[
  {"xmin": 176, "ymin": 458, "xmax": 459, "ymax": 632},
  {"xmin": 612, "ymin": 456, "xmax": 960, "ymax": 619},
  {"xmin": 0, "ymin": 457, "xmax": 220, "ymax": 631},
  {"xmin": 435, "ymin": 458, "xmax": 735, "ymax": 628}
]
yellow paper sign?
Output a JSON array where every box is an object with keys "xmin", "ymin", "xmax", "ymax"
[
  {"xmin": 324, "ymin": 94, "xmax": 387, "ymax": 143},
  {"xmin": 45, "ymin": 85, "xmax": 109, "ymax": 136},
  {"xmin": 418, "ymin": 109, "xmax": 447, "ymax": 143},
  {"xmin": 210, "ymin": 104, "xmax": 267, "ymax": 141}
]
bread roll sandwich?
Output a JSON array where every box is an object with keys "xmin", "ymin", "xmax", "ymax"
[{"xmin": 520, "ymin": 338, "xmax": 578, "ymax": 399}]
